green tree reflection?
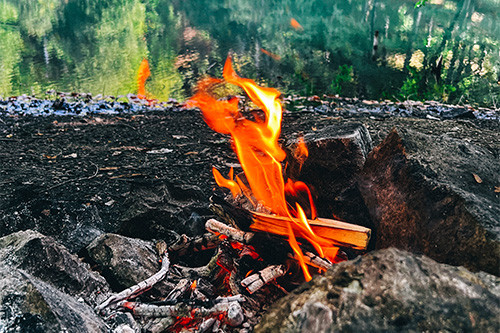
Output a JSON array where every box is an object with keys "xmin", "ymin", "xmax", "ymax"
[{"xmin": 0, "ymin": 0, "xmax": 498, "ymax": 107}]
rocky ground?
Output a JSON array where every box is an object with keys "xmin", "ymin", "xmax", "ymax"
[{"xmin": 0, "ymin": 95, "xmax": 498, "ymax": 332}]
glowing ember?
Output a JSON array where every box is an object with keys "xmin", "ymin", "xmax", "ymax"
[
  {"xmin": 190, "ymin": 279, "xmax": 197, "ymax": 290},
  {"xmin": 188, "ymin": 56, "xmax": 340, "ymax": 280}
]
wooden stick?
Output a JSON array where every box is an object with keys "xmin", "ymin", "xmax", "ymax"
[
  {"xmin": 144, "ymin": 277, "xmax": 189, "ymax": 333},
  {"xmin": 289, "ymin": 251, "xmax": 332, "ymax": 271},
  {"xmin": 206, "ymin": 218, "xmax": 333, "ymax": 271},
  {"xmin": 240, "ymin": 264, "xmax": 287, "ymax": 294},
  {"xmin": 164, "ymin": 278, "xmax": 191, "ymax": 301},
  {"xmin": 96, "ymin": 251, "xmax": 170, "ymax": 313},
  {"xmin": 118, "ymin": 299, "xmax": 244, "ymax": 326},
  {"xmin": 199, "ymin": 317, "xmax": 216, "ymax": 332},
  {"xmin": 206, "ymin": 219, "xmax": 255, "ymax": 244},
  {"xmin": 250, "ymin": 211, "xmax": 371, "ymax": 250}
]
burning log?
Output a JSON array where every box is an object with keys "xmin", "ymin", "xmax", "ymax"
[
  {"xmin": 240, "ymin": 265, "xmax": 287, "ymax": 294},
  {"xmin": 96, "ymin": 250, "xmax": 170, "ymax": 313},
  {"xmin": 250, "ymin": 211, "xmax": 371, "ymax": 250},
  {"xmin": 289, "ymin": 251, "xmax": 333, "ymax": 271}
]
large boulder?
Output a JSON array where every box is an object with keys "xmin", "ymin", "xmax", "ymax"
[
  {"xmin": 0, "ymin": 230, "xmax": 109, "ymax": 307},
  {"xmin": 85, "ymin": 233, "xmax": 173, "ymax": 295},
  {"xmin": 256, "ymin": 248, "xmax": 500, "ymax": 332},
  {"xmin": 0, "ymin": 265, "xmax": 107, "ymax": 333},
  {"xmin": 285, "ymin": 123, "xmax": 374, "ymax": 232},
  {"xmin": 359, "ymin": 129, "xmax": 499, "ymax": 275}
]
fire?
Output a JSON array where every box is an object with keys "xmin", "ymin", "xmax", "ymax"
[
  {"xmin": 189, "ymin": 57, "xmax": 339, "ymax": 281},
  {"xmin": 190, "ymin": 279, "xmax": 197, "ymax": 290},
  {"xmin": 137, "ymin": 58, "xmax": 151, "ymax": 99}
]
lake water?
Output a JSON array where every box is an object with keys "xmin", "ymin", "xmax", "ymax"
[{"xmin": 0, "ymin": 0, "xmax": 498, "ymax": 106}]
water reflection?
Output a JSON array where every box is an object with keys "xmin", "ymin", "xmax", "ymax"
[{"xmin": 0, "ymin": 0, "xmax": 498, "ymax": 106}]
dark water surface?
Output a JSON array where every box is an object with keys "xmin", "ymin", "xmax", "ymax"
[{"xmin": 0, "ymin": 0, "xmax": 498, "ymax": 106}]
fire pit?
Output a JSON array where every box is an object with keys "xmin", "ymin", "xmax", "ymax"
[{"xmin": 93, "ymin": 57, "xmax": 374, "ymax": 331}]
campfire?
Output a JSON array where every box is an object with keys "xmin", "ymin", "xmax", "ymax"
[{"xmin": 96, "ymin": 57, "xmax": 371, "ymax": 331}]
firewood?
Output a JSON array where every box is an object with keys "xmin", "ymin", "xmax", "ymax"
[
  {"xmin": 199, "ymin": 317, "xmax": 217, "ymax": 332},
  {"xmin": 240, "ymin": 264, "xmax": 287, "ymax": 294},
  {"xmin": 206, "ymin": 219, "xmax": 335, "ymax": 271},
  {"xmin": 96, "ymin": 251, "xmax": 170, "ymax": 313},
  {"xmin": 289, "ymin": 251, "xmax": 333, "ymax": 271},
  {"xmin": 118, "ymin": 298, "xmax": 244, "ymax": 324},
  {"xmin": 206, "ymin": 219, "xmax": 255, "ymax": 244},
  {"xmin": 164, "ymin": 278, "xmax": 191, "ymax": 300},
  {"xmin": 250, "ymin": 211, "xmax": 371, "ymax": 250}
]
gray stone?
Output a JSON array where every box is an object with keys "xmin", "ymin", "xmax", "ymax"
[
  {"xmin": 85, "ymin": 233, "xmax": 172, "ymax": 295},
  {"xmin": 359, "ymin": 129, "xmax": 500, "ymax": 275},
  {"xmin": 0, "ymin": 230, "xmax": 110, "ymax": 307},
  {"xmin": 0, "ymin": 264, "xmax": 107, "ymax": 333},
  {"xmin": 285, "ymin": 123, "xmax": 374, "ymax": 231},
  {"xmin": 256, "ymin": 248, "xmax": 500, "ymax": 333}
]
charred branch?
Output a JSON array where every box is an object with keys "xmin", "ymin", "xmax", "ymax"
[
  {"xmin": 118, "ymin": 298, "xmax": 244, "ymax": 327},
  {"xmin": 206, "ymin": 219, "xmax": 255, "ymax": 244},
  {"xmin": 96, "ymin": 251, "xmax": 170, "ymax": 313},
  {"xmin": 240, "ymin": 264, "xmax": 287, "ymax": 294}
]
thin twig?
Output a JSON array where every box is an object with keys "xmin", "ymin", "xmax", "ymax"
[{"xmin": 96, "ymin": 251, "xmax": 170, "ymax": 313}]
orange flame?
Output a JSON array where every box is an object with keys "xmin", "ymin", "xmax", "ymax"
[
  {"xmin": 190, "ymin": 280, "xmax": 197, "ymax": 290},
  {"xmin": 137, "ymin": 58, "xmax": 151, "ymax": 99},
  {"xmin": 260, "ymin": 48, "xmax": 282, "ymax": 61},
  {"xmin": 213, "ymin": 167, "xmax": 241, "ymax": 197},
  {"xmin": 290, "ymin": 18, "xmax": 303, "ymax": 30},
  {"xmin": 189, "ymin": 56, "xmax": 338, "ymax": 280}
]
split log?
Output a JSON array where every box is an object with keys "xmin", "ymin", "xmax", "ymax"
[
  {"xmin": 206, "ymin": 219, "xmax": 337, "ymax": 271},
  {"xmin": 96, "ymin": 251, "xmax": 170, "ymax": 313},
  {"xmin": 240, "ymin": 264, "xmax": 287, "ymax": 294},
  {"xmin": 250, "ymin": 212, "xmax": 371, "ymax": 250}
]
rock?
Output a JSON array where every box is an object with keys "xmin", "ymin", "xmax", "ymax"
[
  {"xmin": 0, "ymin": 264, "xmax": 107, "ymax": 333},
  {"xmin": 85, "ymin": 233, "xmax": 173, "ymax": 295},
  {"xmin": 285, "ymin": 123, "xmax": 374, "ymax": 233},
  {"xmin": 256, "ymin": 248, "xmax": 500, "ymax": 332},
  {"xmin": 359, "ymin": 129, "xmax": 500, "ymax": 275},
  {"xmin": 0, "ymin": 230, "xmax": 110, "ymax": 307},
  {"xmin": 118, "ymin": 180, "xmax": 212, "ymax": 241}
]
